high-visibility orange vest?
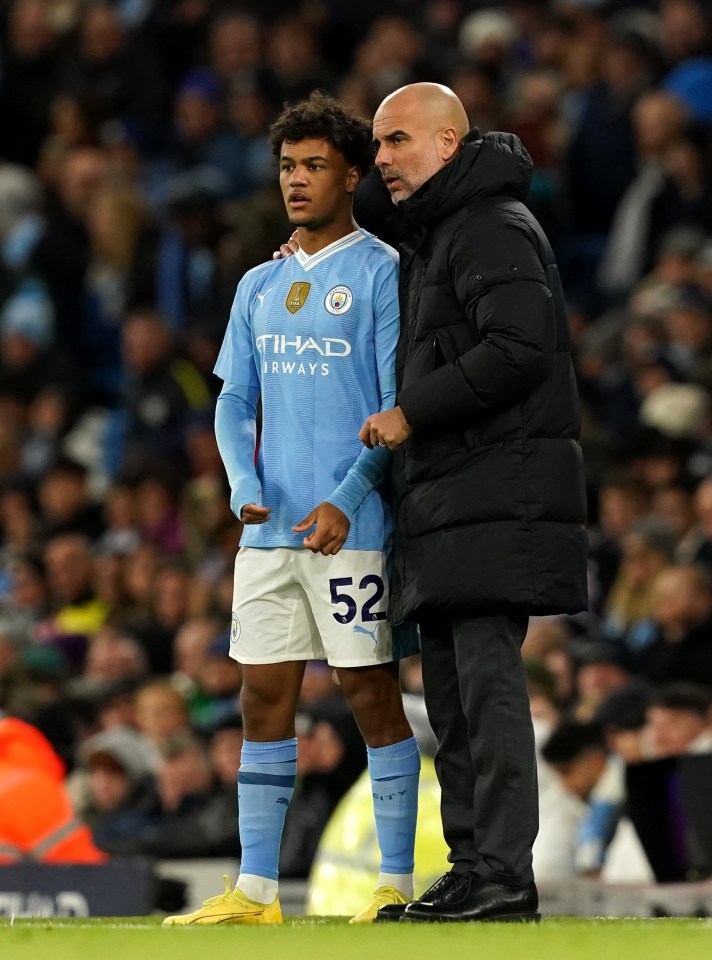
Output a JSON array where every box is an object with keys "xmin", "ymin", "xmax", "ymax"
[
  {"xmin": 0, "ymin": 716, "xmax": 66, "ymax": 781},
  {"xmin": 0, "ymin": 717, "xmax": 106, "ymax": 865}
]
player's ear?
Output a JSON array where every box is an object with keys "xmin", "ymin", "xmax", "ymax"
[{"xmin": 345, "ymin": 165, "xmax": 360, "ymax": 194}]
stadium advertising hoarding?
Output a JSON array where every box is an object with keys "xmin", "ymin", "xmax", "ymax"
[{"xmin": 0, "ymin": 862, "xmax": 154, "ymax": 917}]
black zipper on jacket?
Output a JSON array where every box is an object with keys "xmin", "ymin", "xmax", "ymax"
[{"xmin": 404, "ymin": 265, "xmax": 427, "ymax": 363}]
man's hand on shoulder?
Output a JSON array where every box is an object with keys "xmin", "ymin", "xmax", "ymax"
[
  {"xmin": 359, "ymin": 407, "xmax": 413, "ymax": 451},
  {"xmin": 241, "ymin": 504, "xmax": 271, "ymax": 524},
  {"xmin": 293, "ymin": 502, "xmax": 350, "ymax": 555},
  {"xmin": 272, "ymin": 230, "xmax": 300, "ymax": 260}
]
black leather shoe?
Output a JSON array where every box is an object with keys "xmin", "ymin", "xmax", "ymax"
[
  {"xmin": 402, "ymin": 873, "xmax": 540, "ymax": 923},
  {"xmin": 374, "ymin": 872, "xmax": 466, "ymax": 922}
]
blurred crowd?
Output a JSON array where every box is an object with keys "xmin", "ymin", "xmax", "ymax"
[{"xmin": 1, "ymin": 0, "xmax": 712, "ymax": 882}]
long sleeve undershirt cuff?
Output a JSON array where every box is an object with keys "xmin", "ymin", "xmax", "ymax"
[{"xmin": 215, "ymin": 384, "xmax": 262, "ymax": 517}]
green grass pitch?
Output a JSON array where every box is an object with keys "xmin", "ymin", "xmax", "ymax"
[{"xmin": 1, "ymin": 917, "xmax": 711, "ymax": 960}]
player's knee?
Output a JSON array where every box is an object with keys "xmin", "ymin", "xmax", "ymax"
[
  {"xmin": 346, "ymin": 680, "xmax": 405, "ymax": 728},
  {"xmin": 240, "ymin": 682, "xmax": 286, "ymax": 720}
]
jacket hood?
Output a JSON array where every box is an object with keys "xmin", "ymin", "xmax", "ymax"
[
  {"xmin": 397, "ymin": 129, "xmax": 533, "ymax": 231},
  {"xmin": 80, "ymin": 726, "xmax": 160, "ymax": 786}
]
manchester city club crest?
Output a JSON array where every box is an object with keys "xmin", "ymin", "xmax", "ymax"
[
  {"xmin": 285, "ymin": 281, "xmax": 311, "ymax": 314},
  {"xmin": 324, "ymin": 285, "xmax": 353, "ymax": 315},
  {"xmin": 231, "ymin": 615, "xmax": 241, "ymax": 644}
]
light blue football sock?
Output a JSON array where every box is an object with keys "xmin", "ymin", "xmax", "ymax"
[
  {"xmin": 237, "ymin": 738, "xmax": 297, "ymax": 881},
  {"xmin": 367, "ymin": 736, "xmax": 420, "ymax": 875}
]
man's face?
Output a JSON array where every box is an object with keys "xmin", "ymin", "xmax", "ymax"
[
  {"xmin": 88, "ymin": 761, "xmax": 130, "ymax": 812},
  {"xmin": 608, "ymin": 728, "xmax": 646, "ymax": 764},
  {"xmin": 45, "ymin": 538, "xmax": 93, "ymax": 602},
  {"xmin": 552, "ymin": 750, "xmax": 606, "ymax": 801},
  {"xmin": 38, "ymin": 471, "xmax": 85, "ymax": 521},
  {"xmin": 650, "ymin": 570, "xmax": 705, "ymax": 634},
  {"xmin": 175, "ymin": 92, "xmax": 219, "ymax": 143},
  {"xmin": 136, "ymin": 689, "xmax": 187, "ymax": 743},
  {"xmin": 646, "ymin": 706, "xmax": 708, "ymax": 757},
  {"xmin": 372, "ymin": 103, "xmax": 447, "ymax": 204},
  {"xmin": 279, "ymin": 138, "xmax": 358, "ymax": 230},
  {"xmin": 60, "ymin": 150, "xmax": 107, "ymax": 222},
  {"xmin": 576, "ymin": 662, "xmax": 629, "ymax": 703},
  {"xmin": 122, "ymin": 317, "xmax": 168, "ymax": 373}
]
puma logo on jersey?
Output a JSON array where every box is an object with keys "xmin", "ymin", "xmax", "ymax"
[{"xmin": 255, "ymin": 288, "xmax": 272, "ymax": 306}]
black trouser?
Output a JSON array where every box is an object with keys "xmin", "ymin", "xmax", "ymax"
[{"xmin": 419, "ymin": 607, "xmax": 538, "ymax": 885}]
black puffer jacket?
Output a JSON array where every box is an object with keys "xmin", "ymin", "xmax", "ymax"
[{"xmin": 390, "ymin": 129, "xmax": 588, "ymax": 622}]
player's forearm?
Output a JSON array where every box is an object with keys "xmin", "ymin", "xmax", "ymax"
[
  {"xmin": 377, "ymin": 376, "xmax": 396, "ymax": 412},
  {"xmin": 326, "ymin": 374, "xmax": 395, "ymax": 517},
  {"xmin": 215, "ymin": 387, "xmax": 262, "ymax": 517},
  {"xmin": 326, "ymin": 442, "xmax": 389, "ymax": 518}
]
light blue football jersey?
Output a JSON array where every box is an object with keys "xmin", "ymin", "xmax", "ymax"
[{"xmin": 214, "ymin": 228, "xmax": 399, "ymax": 551}]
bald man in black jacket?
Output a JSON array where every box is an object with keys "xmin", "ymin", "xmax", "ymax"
[{"xmin": 360, "ymin": 82, "xmax": 587, "ymax": 923}]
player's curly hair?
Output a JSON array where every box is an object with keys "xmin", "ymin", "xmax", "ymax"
[{"xmin": 269, "ymin": 90, "xmax": 374, "ymax": 175}]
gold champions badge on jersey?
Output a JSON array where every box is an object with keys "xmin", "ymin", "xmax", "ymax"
[{"xmin": 285, "ymin": 281, "xmax": 311, "ymax": 314}]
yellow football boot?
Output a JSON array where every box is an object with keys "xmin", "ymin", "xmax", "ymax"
[
  {"xmin": 349, "ymin": 885, "xmax": 410, "ymax": 924},
  {"xmin": 162, "ymin": 875, "xmax": 282, "ymax": 925}
]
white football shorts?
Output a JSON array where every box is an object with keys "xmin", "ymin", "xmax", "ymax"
[{"xmin": 230, "ymin": 547, "xmax": 395, "ymax": 667}]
